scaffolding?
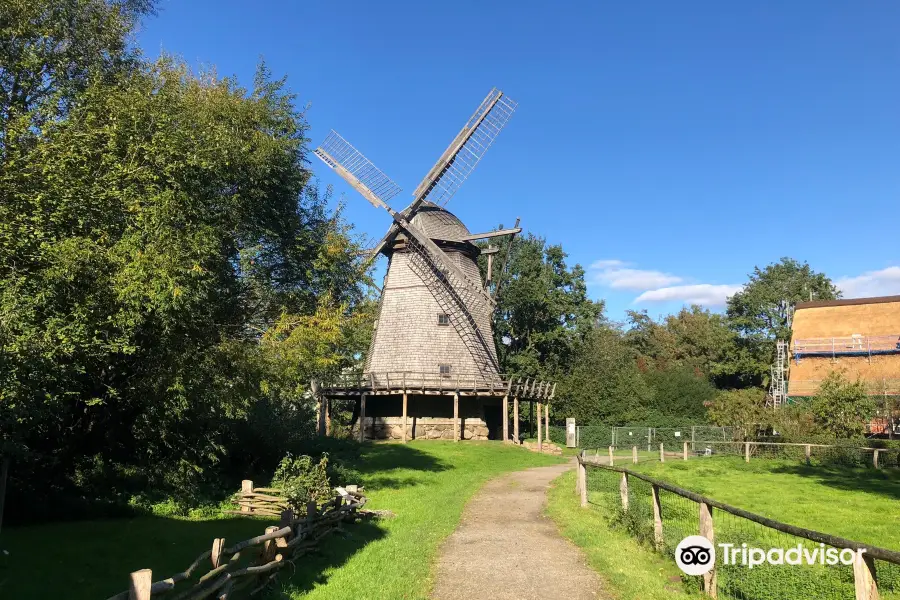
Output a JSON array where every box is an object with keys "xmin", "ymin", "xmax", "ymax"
[
  {"xmin": 767, "ymin": 339, "xmax": 788, "ymax": 409},
  {"xmin": 793, "ymin": 334, "xmax": 900, "ymax": 362}
]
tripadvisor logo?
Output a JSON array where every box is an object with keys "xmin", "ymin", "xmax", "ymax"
[{"xmin": 675, "ymin": 536, "xmax": 866, "ymax": 574}]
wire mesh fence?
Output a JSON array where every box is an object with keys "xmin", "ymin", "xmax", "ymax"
[{"xmin": 578, "ymin": 458, "xmax": 900, "ymax": 599}]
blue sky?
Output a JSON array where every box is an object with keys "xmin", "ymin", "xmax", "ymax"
[{"xmin": 138, "ymin": 1, "xmax": 900, "ymax": 322}]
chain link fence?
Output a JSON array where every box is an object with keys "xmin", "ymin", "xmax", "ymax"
[{"xmin": 577, "ymin": 458, "xmax": 900, "ymax": 599}]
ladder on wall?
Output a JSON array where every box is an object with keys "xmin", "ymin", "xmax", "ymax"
[{"xmin": 404, "ymin": 235, "xmax": 499, "ymax": 376}]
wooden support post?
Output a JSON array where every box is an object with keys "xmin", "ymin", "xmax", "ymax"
[
  {"xmin": 211, "ymin": 538, "xmax": 225, "ymax": 569},
  {"xmin": 683, "ymin": 442, "xmax": 689, "ymax": 461},
  {"xmin": 744, "ymin": 441, "xmax": 750, "ymax": 463},
  {"xmin": 129, "ymin": 569, "xmax": 152, "ymax": 600},
  {"xmin": 853, "ymin": 551, "xmax": 880, "ymax": 600},
  {"xmin": 608, "ymin": 446, "xmax": 614, "ymax": 466},
  {"xmin": 359, "ymin": 393, "xmax": 367, "ymax": 442},
  {"xmin": 652, "ymin": 484, "xmax": 664, "ymax": 550},
  {"xmin": 502, "ymin": 394, "xmax": 509, "ymax": 443},
  {"xmin": 544, "ymin": 403, "xmax": 550, "ymax": 442},
  {"xmin": 240, "ymin": 480, "xmax": 253, "ymax": 513},
  {"xmin": 579, "ymin": 459, "xmax": 588, "ymax": 507},
  {"xmin": 873, "ymin": 449, "xmax": 880, "ymax": 469},
  {"xmin": 537, "ymin": 402, "xmax": 543, "ymax": 451},
  {"xmin": 402, "ymin": 391, "xmax": 408, "ymax": 443},
  {"xmin": 453, "ymin": 392, "xmax": 459, "ymax": 442},
  {"xmin": 312, "ymin": 380, "xmax": 324, "ymax": 436},
  {"xmin": 660, "ymin": 442, "xmax": 665, "ymax": 463},
  {"xmin": 262, "ymin": 526, "xmax": 279, "ymax": 563},
  {"xmin": 699, "ymin": 502, "xmax": 717, "ymax": 597},
  {"xmin": 632, "ymin": 445, "xmax": 638, "ymax": 464},
  {"xmin": 513, "ymin": 396, "xmax": 520, "ymax": 443},
  {"xmin": 619, "ymin": 472, "xmax": 629, "ymax": 511}
]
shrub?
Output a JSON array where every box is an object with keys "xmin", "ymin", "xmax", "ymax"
[{"xmin": 271, "ymin": 453, "xmax": 333, "ymax": 510}]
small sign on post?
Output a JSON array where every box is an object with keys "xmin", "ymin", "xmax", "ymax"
[{"xmin": 566, "ymin": 418, "xmax": 576, "ymax": 448}]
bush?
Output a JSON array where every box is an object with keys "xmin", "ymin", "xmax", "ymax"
[{"xmin": 271, "ymin": 453, "xmax": 333, "ymax": 510}]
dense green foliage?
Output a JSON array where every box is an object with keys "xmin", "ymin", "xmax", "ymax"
[
  {"xmin": 809, "ymin": 372, "xmax": 877, "ymax": 438},
  {"xmin": 0, "ymin": 1, "xmax": 371, "ymax": 521}
]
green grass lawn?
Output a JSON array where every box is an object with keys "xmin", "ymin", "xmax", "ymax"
[
  {"xmin": 0, "ymin": 441, "xmax": 561, "ymax": 600},
  {"xmin": 546, "ymin": 470, "xmax": 704, "ymax": 600},
  {"xmin": 630, "ymin": 456, "xmax": 900, "ymax": 550}
]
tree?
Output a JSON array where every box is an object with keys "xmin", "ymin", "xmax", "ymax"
[
  {"xmin": 726, "ymin": 258, "xmax": 839, "ymax": 382},
  {"xmin": 707, "ymin": 388, "xmax": 767, "ymax": 440},
  {"xmin": 557, "ymin": 326, "xmax": 653, "ymax": 425},
  {"xmin": 487, "ymin": 234, "xmax": 604, "ymax": 379},
  {"xmin": 0, "ymin": 49, "xmax": 368, "ymax": 517},
  {"xmin": 642, "ymin": 367, "xmax": 715, "ymax": 424},
  {"xmin": 810, "ymin": 372, "xmax": 876, "ymax": 438}
]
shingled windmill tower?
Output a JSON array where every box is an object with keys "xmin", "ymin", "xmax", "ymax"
[{"xmin": 314, "ymin": 89, "xmax": 555, "ymax": 443}]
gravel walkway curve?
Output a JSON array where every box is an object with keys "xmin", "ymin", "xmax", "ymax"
[{"xmin": 431, "ymin": 462, "xmax": 605, "ymax": 600}]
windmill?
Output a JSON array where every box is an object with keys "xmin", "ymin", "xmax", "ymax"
[{"xmin": 314, "ymin": 88, "xmax": 555, "ymax": 444}]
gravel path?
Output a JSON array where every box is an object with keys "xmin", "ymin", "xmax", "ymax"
[{"xmin": 431, "ymin": 462, "xmax": 605, "ymax": 600}]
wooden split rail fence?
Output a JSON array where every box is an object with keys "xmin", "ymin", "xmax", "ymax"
[
  {"xmin": 575, "ymin": 455, "xmax": 900, "ymax": 600},
  {"xmin": 107, "ymin": 482, "xmax": 371, "ymax": 600}
]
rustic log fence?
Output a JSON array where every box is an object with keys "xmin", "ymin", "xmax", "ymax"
[
  {"xmin": 576, "ymin": 455, "xmax": 900, "ymax": 600},
  {"xmin": 107, "ymin": 483, "xmax": 374, "ymax": 600}
]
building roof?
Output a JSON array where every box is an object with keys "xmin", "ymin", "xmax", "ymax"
[
  {"xmin": 795, "ymin": 295, "xmax": 900, "ymax": 310},
  {"xmin": 407, "ymin": 202, "xmax": 471, "ymax": 242}
]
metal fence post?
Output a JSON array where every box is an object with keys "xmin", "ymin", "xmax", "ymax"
[{"xmin": 699, "ymin": 502, "xmax": 717, "ymax": 597}]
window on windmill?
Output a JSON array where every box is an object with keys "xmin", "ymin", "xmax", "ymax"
[
  {"xmin": 439, "ymin": 364, "xmax": 452, "ymax": 377},
  {"xmin": 437, "ymin": 313, "xmax": 450, "ymax": 326}
]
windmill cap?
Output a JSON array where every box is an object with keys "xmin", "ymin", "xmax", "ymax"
[{"xmin": 405, "ymin": 201, "xmax": 472, "ymax": 242}]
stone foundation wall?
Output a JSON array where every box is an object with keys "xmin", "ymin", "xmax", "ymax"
[{"xmin": 353, "ymin": 417, "xmax": 491, "ymax": 441}]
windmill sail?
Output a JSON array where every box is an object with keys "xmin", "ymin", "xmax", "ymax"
[
  {"xmin": 412, "ymin": 88, "xmax": 517, "ymax": 207},
  {"xmin": 314, "ymin": 130, "xmax": 402, "ymax": 210}
]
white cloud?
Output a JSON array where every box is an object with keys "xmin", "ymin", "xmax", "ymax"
[
  {"xmin": 589, "ymin": 259, "xmax": 683, "ymax": 291},
  {"xmin": 836, "ymin": 266, "xmax": 900, "ymax": 298},
  {"xmin": 633, "ymin": 284, "xmax": 744, "ymax": 307}
]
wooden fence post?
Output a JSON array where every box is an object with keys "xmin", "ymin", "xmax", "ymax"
[
  {"xmin": 805, "ymin": 444, "xmax": 811, "ymax": 465},
  {"xmin": 129, "ymin": 569, "xmax": 152, "ymax": 600},
  {"xmin": 853, "ymin": 551, "xmax": 879, "ymax": 600},
  {"xmin": 608, "ymin": 446, "xmax": 614, "ymax": 466},
  {"xmin": 744, "ymin": 442, "xmax": 750, "ymax": 463},
  {"xmin": 873, "ymin": 450, "xmax": 880, "ymax": 469},
  {"xmin": 699, "ymin": 502, "xmax": 717, "ymax": 597},
  {"xmin": 241, "ymin": 480, "xmax": 253, "ymax": 513},
  {"xmin": 579, "ymin": 459, "xmax": 588, "ymax": 507},
  {"xmin": 211, "ymin": 538, "xmax": 225, "ymax": 568},
  {"xmin": 652, "ymin": 484, "xmax": 663, "ymax": 550},
  {"xmin": 619, "ymin": 472, "xmax": 629, "ymax": 511},
  {"xmin": 660, "ymin": 442, "xmax": 665, "ymax": 463},
  {"xmin": 632, "ymin": 445, "xmax": 638, "ymax": 464},
  {"xmin": 683, "ymin": 442, "xmax": 689, "ymax": 461}
]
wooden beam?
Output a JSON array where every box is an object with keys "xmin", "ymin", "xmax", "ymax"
[
  {"xmin": 402, "ymin": 391, "xmax": 408, "ymax": 443},
  {"xmin": 453, "ymin": 392, "xmax": 459, "ymax": 442},
  {"xmin": 459, "ymin": 227, "xmax": 522, "ymax": 241},
  {"xmin": 359, "ymin": 393, "xmax": 367, "ymax": 443},
  {"xmin": 544, "ymin": 402, "xmax": 550, "ymax": 442},
  {"xmin": 513, "ymin": 396, "xmax": 520, "ymax": 443},
  {"xmin": 537, "ymin": 402, "xmax": 543, "ymax": 451},
  {"xmin": 502, "ymin": 394, "xmax": 509, "ymax": 443}
]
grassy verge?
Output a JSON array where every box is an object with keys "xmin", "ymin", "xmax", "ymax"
[
  {"xmin": 1, "ymin": 441, "xmax": 560, "ymax": 599},
  {"xmin": 281, "ymin": 441, "xmax": 562, "ymax": 599},
  {"xmin": 546, "ymin": 471, "xmax": 702, "ymax": 600},
  {"xmin": 630, "ymin": 456, "xmax": 900, "ymax": 548}
]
